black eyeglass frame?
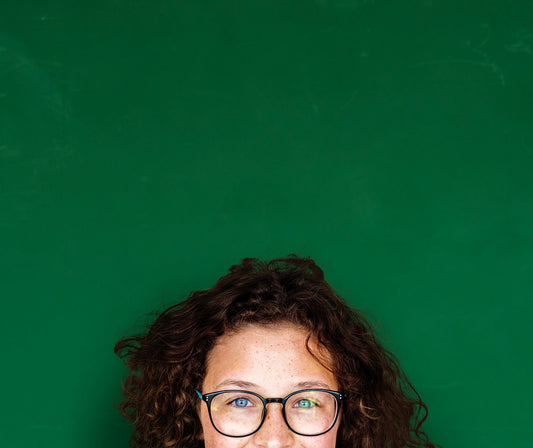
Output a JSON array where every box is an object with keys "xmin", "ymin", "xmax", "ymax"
[{"xmin": 196, "ymin": 388, "xmax": 344, "ymax": 438}]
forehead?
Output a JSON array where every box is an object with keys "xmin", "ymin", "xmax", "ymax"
[{"xmin": 203, "ymin": 323, "xmax": 337, "ymax": 395}]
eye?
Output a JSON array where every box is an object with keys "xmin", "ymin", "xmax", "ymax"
[
  {"xmin": 230, "ymin": 397, "xmax": 253, "ymax": 408},
  {"xmin": 294, "ymin": 398, "xmax": 318, "ymax": 408}
]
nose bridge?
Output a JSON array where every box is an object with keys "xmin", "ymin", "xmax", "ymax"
[
  {"xmin": 253, "ymin": 400, "xmax": 293, "ymax": 447},
  {"xmin": 264, "ymin": 397, "xmax": 284, "ymax": 405}
]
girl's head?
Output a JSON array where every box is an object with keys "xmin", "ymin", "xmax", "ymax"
[{"xmin": 115, "ymin": 255, "xmax": 436, "ymax": 448}]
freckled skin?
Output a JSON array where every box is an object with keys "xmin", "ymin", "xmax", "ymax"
[{"xmin": 199, "ymin": 324, "xmax": 340, "ymax": 448}]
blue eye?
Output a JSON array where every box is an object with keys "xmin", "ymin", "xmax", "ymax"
[{"xmin": 231, "ymin": 398, "xmax": 252, "ymax": 408}]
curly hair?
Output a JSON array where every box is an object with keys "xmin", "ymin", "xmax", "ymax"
[{"xmin": 115, "ymin": 255, "xmax": 438, "ymax": 448}]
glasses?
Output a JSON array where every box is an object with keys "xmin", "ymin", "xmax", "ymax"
[{"xmin": 196, "ymin": 388, "xmax": 344, "ymax": 437}]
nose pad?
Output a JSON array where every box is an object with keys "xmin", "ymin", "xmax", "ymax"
[{"xmin": 252, "ymin": 403, "xmax": 294, "ymax": 447}]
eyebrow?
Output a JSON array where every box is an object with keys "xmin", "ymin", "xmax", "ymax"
[
  {"xmin": 214, "ymin": 379, "xmax": 259, "ymax": 389},
  {"xmin": 213, "ymin": 379, "xmax": 334, "ymax": 391},
  {"xmin": 295, "ymin": 381, "xmax": 333, "ymax": 389}
]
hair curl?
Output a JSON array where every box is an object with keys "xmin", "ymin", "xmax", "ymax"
[{"xmin": 115, "ymin": 255, "xmax": 438, "ymax": 448}]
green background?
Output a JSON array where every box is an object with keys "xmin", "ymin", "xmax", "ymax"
[{"xmin": 1, "ymin": 1, "xmax": 532, "ymax": 447}]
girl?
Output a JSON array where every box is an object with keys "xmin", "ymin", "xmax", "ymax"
[{"xmin": 115, "ymin": 255, "xmax": 437, "ymax": 448}]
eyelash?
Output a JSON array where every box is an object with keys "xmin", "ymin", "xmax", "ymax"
[
  {"xmin": 229, "ymin": 397, "xmax": 254, "ymax": 407},
  {"xmin": 294, "ymin": 399, "xmax": 318, "ymax": 408}
]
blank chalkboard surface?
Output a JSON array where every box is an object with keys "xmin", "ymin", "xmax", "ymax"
[{"xmin": 1, "ymin": 1, "xmax": 532, "ymax": 447}]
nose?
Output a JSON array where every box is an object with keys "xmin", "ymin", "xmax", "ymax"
[{"xmin": 251, "ymin": 403, "xmax": 294, "ymax": 447}]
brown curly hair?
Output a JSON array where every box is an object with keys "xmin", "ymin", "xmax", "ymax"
[{"xmin": 115, "ymin": 255, "xmax": 438, "ymax": 448}]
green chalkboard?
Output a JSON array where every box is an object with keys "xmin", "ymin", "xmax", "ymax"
[{"xmin": 1, "ymin": 1, "xmax": 532, "ymax": 447}]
